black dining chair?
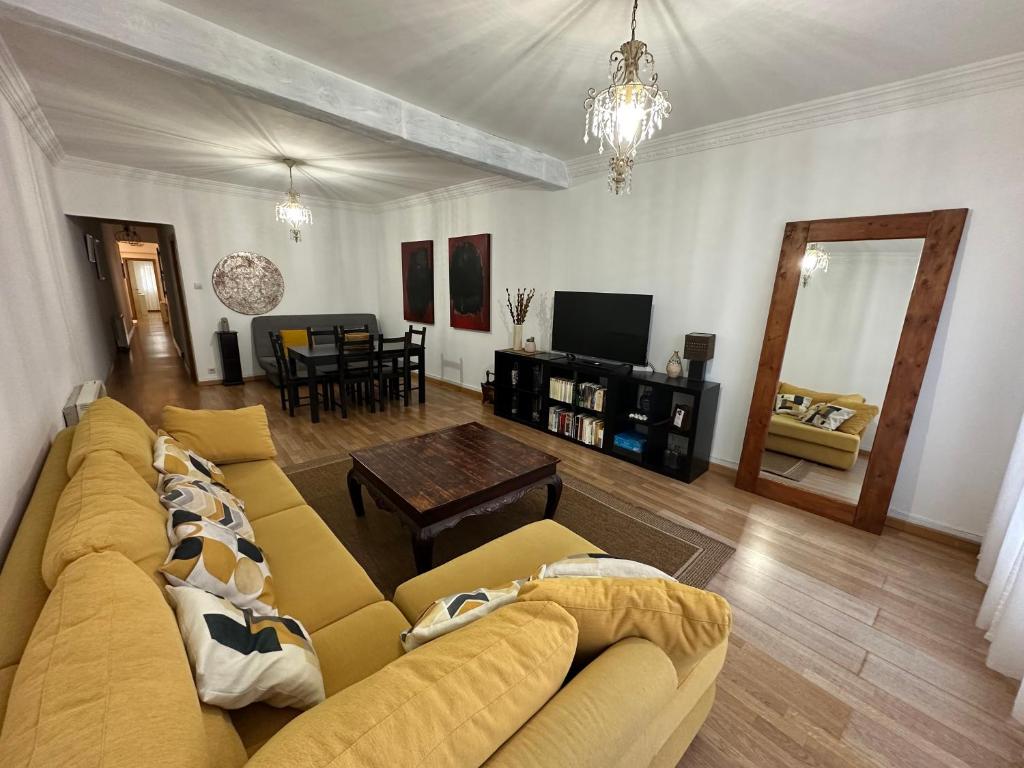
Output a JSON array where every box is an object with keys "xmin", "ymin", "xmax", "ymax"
[
  {"xmin": 377, "ymin": 332, "xmax": 412, "ymax": 407},
  {"xmin": 269, "ymin": 332, "xmax": 329, "ymax": 417},
  {"xmin": 407, "ymin": 325, "xmax": 426, "ymax": 402},
  {"xmin": 331, "ymin": 325, "xmax": 376, "ymax": 418},
  {"xmin": 305, "ymin": 326, "xmax": 340, "ymax": 410}
]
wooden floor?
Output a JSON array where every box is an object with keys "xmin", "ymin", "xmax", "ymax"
[
  {"xmin": 108, "ymin": 318, "xmax": 1024, "ymax": 767},
  {"xmin": 761, "ymin": 452, "xmax": 869, "ymax": 504}
]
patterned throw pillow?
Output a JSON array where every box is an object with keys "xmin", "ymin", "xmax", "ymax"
[
  {"xmin": 535, "ymin": 553, "xmax": 676, "ymax": 581},
  {"xmin": 774, "ymin": 393, "xmax": 813, "ymax": 417},
  {"xmin": 800, "ymin": 403, "xmax": 856, "ymax": 431},
  {"xmin": 161, "ymin": 519, "xmax": 276, "ymax": 614},
  {"xmin": 166, "ymin": 586, "xmax": 324, "ymax": 710},
  {"xmin": 401, "ymin": 581, "xmax": 524, "ymax": 652},
  {"xmin": 160, "ymin": 474, "xmax": 254, "ymax": 544},
  {"xmin": 153, "ymin": 431, "xmax": 227, "ymax": 487}
]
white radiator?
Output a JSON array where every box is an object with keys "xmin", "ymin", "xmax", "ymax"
[
  {"xmin": 62, "ymin": 380, "xmax": 108, "ymax": 427},
  {"xmin": 113, "ymin": 313, "xmax": 130, "ymax": 350}
]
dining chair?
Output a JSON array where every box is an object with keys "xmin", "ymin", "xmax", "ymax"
[
  {"xmin": 332, "ymin": 325, "xmax": 376, "ymax": 418},
  {"xmin": 269, "ymin": 332, "xmax": 329, "ymax": 417},
  {"xmin": 377, "ymin": 332, "xmax": 412, "ymax": 407},
  {"xmin": 407, "ymin": 325, "xmax": 426, "ymax": 402},
  {"xmin": 305, "ymin": 326, "xmax": 340, "ymax": 410}
]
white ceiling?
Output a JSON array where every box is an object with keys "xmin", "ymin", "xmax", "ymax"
[{"xmin": 5, "ymin": 0, "xmax": 1024, "ymax": 203}]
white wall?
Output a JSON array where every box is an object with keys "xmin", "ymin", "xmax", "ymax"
[
  {"xmin": 782, "ymin": 250, "xmax": 921, "ymax": 450},
  {"xmin": 374, "ymin": 87, "xmax": 1024, "ymax": 539},
  {"xmin": 0, "ymin": 96, "xmax": 113, "ymax": 561},
  {"xmin": 56, "ymin": 167, "xmax": 381, "ymax": 380}
]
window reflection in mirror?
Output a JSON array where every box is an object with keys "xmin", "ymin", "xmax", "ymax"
[{"xmin": 758, "ymin": 238, "xmax": 924, "ymax": 503}]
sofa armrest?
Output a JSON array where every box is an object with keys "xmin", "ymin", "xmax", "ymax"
[{"xmin": 483, "ymin": 638, "xmax": 677, "ymax": 767}]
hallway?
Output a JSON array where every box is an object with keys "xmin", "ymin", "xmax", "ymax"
[{"xmin": 106, "ymin": 313, "xmax": 196, "ymax": 419}]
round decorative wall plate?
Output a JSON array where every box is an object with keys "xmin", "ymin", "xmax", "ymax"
[{"xmin": 211, "ymin": 251, "xmax": 284, "ymax": 315}]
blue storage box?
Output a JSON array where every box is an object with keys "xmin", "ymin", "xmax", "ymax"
[{"xmin": 613, "ymin": 431, "xmax": 646, "ymax": 453}]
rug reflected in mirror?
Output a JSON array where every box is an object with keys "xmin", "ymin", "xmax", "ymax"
[{"xmin": 284, "ymin": 457, "xmax": 734, "ymax": 594}]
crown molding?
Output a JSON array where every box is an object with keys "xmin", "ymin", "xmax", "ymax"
[
  {"xmin": 0, "ymin": 30, "xmax": 63, "ymax": 163},
  {"xmin": 567, "ymin": 51, "xmax": 1024, "ymax": 181},
  {"xmin": 57, "ymin": 156, "xmax": 377, "ymax": 214}
]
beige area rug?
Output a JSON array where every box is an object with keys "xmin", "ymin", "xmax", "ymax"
[
  {"xmin": 761, "ymin": 450, "xmax": 811, "ymax": 481},
  {"xmin": 283, "ymin": 456, "xmax": 734, "ymax": 593}
]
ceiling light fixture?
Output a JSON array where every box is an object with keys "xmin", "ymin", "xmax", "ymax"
[
  {"xmin": 584, "ymin": 0, "xmax": 672, "ymax": 195},
  {"xmin": 113, "ymin": 223, "xmax": 144, "ymax": 247},
  {"xmin": 801, "ymin": 243, "xmax": 830, "ymax": 287},
  {"xmin": 275, "ymin": 159, "xmax": 312, "ymax": 243}
]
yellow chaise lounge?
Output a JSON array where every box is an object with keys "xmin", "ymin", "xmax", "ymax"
[{"xmin": 0, "ymin": 398, "xmax": 730, "ymax": 767}]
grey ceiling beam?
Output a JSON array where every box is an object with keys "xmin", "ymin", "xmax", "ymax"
[{"xmin": 0, "ymin": 0, "xmax": 569, "ymax": 189}]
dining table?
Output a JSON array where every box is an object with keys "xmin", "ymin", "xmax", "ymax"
[{"xmin": 286, "ymin": 340, "xmax": 425, "ymax": 423}]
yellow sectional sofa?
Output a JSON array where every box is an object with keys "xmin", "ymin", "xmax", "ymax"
[
  {"xmin": 765, "ymin": 383, "xmax": 874, "ymax": 470},
  {"xmin": 0, "ymin": 398, "xmax": 730, "ymax": 767}
]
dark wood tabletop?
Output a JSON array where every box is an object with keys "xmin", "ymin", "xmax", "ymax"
[{"xmin": 346, "ymin": 421, "xmax": 563, "ymax": 571}]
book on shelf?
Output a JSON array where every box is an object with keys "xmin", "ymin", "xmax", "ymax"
[
  {"xmin": 548, "ymin": 406, "xmax": 603, "ymax": 448},
  {"xmin": 576, "ymin": 382, "xmax": 606, "ymax": 412},
  {"xmin": 548, "ymin": 377, "xmax": 574, "ymax": 404}
]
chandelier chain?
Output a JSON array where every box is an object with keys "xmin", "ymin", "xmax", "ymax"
[{"xmin": 630, "ymin": 0, "xmax": 639, "ymax": 41}]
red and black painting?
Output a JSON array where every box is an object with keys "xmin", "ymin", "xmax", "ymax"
[
  {"xmin": 401, "ymin": 240, "xmax": 434, "ymax": 324},
  {"xmin": 448, "ymin": 233, "xmax": 491, "ymax": 332}
]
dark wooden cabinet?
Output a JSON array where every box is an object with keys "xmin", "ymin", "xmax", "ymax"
[
  {"xmin": 216, "ymin": 331, "xmax": 244, "ymax": 386},
  {"xmin": 493, "ymin": 350, "xmax": 720, "ymax": 483}
]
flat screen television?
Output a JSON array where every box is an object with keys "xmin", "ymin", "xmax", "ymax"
[{"xmin": 551, "ymin": 291, "xmax": 653, "ymax": 365}]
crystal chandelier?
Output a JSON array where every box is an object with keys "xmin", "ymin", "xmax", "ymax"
[
  {"xmin": 114, "ymin": 223, "xmax": 143, "ymax": 247},
  {"xmin": 584, "ymin": 0, "xmax": 672, "ymax": 195},
  {"xmin": 275, "ymin": 159, "xmax": 312, "ymax": 242},
  {"xmin": 801, "ymin": 243, "xmax": 830, "ymax": 287}
]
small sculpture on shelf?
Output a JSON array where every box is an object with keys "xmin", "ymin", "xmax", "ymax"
[
  {"xmin": 523, "ymin": 336, "xmax": 537, "ymax": 354},
  {"xmin": 666, "ymin": 350, "xmax": 682, "ymax": 378},
  {"xmin": 505, "ymin": 288, "xmax": 536, "ymax": 351}
]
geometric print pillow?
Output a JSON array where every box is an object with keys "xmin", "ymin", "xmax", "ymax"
[
  {"xmin": 159, "ymin": 474, "xmax": 254, "ymax": 544},
  {"xmin": 400, "ymin": 580, "xmax": 524, "ymax": 652},
  {"xmin": 160, "ymin": 519, "xmax": 275, "ymax": 615},
  {"xmin": 774, "ymin": 392, "xmax": 813, "ymax": 417},
  {"xmin": 153, "ymin": 430, "xmax": 227, "ymax": 487},
  {"xmin": 165, "ymin": 586, "xmax": 324, "ymax": 710},
  {"xmin": 800, "ymin": 402, "xmax": 856, "ymax": 431}
]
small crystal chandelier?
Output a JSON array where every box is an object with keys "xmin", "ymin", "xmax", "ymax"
[
  {"xmin": 584, "ymin": 0, "xmax": 672, "ymax": 195},
  {"xmin": 114, "ymin": 223, "xmax": 143, "ymax": 247},
  {"xmin": 275, "ymin": 159, "xmax": 312, "ymax": 242},
  {"xmin": 801, "ymin": 243, "xmax": 831, "ymax": 287}
]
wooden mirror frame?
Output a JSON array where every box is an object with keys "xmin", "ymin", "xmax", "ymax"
[{"xmin": 736, "ymin": 210, "xmax": 968, "ymax": 533}]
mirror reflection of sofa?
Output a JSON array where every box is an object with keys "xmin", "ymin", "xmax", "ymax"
[{"xmin": 766, "ymin": 383, "xmax": 879, "ymax": 470}]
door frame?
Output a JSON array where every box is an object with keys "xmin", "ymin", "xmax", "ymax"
[{"xmin": 122, "ymin": 257, "xmax": 162, "ymax": 318}]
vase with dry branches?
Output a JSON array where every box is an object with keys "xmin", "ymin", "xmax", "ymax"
[{"xmin": 505, "ymin": 288, "xmax": 535, "ymax": 351}]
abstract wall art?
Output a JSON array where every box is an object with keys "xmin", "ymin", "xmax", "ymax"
[
  {"xmin": 212, "ymin": 251, "xmax": 284, "ymax": 315},
  {"xmin": 401, "ymin": 240, "xmax": 434, "ymax": 324},
  {"xmin": 448, "ymin": 233, "xmax": 491, "ymax": 332}
]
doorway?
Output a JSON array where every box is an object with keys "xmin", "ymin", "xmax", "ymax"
[{"xmin": 125, "ymin": 258, "xmax": 161, "ymax": 320}]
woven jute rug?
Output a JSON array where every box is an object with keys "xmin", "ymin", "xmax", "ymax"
[{"xmin": 283, "ymin": 456, "xmax": 734, "ymax": 594}]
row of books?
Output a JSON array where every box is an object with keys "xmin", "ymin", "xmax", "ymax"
[
  {"xmin": 548, "ymin": 407, "xmax": 605, "ymax": 447},
  {"xmin": 576, "ymin": 382, "xmax": 606, "ymax": 412},
  {"xmin": 548, "ymin": 377, "xmax": 574, "ymax": 403}
]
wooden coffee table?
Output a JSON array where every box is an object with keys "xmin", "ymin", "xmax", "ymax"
[{"xmin": 346, "ymin": 421, "xmax": 562, "ymax": 573}]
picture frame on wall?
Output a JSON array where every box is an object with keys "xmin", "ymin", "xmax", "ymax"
[
  {"xmin": 448, "ymin": 233, "xmax": 491, "ymax": 332},
  {"xmin": 401, "ymin": 240, "xmax": 434, "ymax": 324},
  {"xmin": 672, "ymin": 406, "xmax": 688, "ymax": 429}
]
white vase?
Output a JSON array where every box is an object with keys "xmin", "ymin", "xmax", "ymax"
[{"xmin": 512, "ymin": 324, "xmax": 524, "ymax": 351}]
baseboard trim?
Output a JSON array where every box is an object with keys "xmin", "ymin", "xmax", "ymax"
[
  {"xmin": 425, "ymin": 374, "xmax": 482, "ymax": 395},
  {"xmin": 884, "ymin": 512, "xmax": 982, "ymax": 552},
  {"xmin": 197, "ymin": 374, "xmax": 266, "ymax": 387}
]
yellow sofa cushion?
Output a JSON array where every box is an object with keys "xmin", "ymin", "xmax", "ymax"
[
  {"xmin": 279, "ymin": 329, "xmax": 308, "ymax": 358},
  {"xmin": 833, "ymin": 398, "xmax": 881, "ymax": 436},
  {"xmin": 251, "ymin": 505, "xmax": 383, "ymax": 633},
  {"xmin": 42, "ymin": 450, "xmax": 170, "ymax": 589},
  {"xmin": 0, "ymin": 551, "xmax": 206, "ymax": 768},
  {"xmin": 393, "ymin": 519, "xmax": 599, "ymax": 622},
  {"xmin": 220, "ymin": 460, "xmax": 306, "ymax": 521},
  {"xmin": 779, "ymin": 382, "xmax": 865, "ymax": 405},
  {"xmin": 247, "ymin": 600, "xmax": 578, "ymax": 768},
  {"xmin": 767, "ymin": 413, "xmax": 861, "ymax": 452},
  {"xmin": 517, "ymin": 578, "xmax": 731, "ymax": 681},
  {"xmin": 67, "ymin": 397, "xmax": 158, "ymax": 487},
  {"xmin": 764, "ymin": 434, "xmax": 859, "ymax": 471},
  {"xmin": 0, "ymin": 427, "xmax": 75, "ymax": 671},
  {"xmin": 162, "ymin": 405, "xmax": 277, "ymax": 464},
  {"xmin": 201, "ymin": 704, "xmax": 249, "ymax": 768},
  {"xmin": 484, "ymin": 637, "xmax": 677, "ymax": 767}
]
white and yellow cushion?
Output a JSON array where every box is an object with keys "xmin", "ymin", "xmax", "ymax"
[
  {"xmin": 401, "ymin": 580, "xmax": 524, "ymax": 651},
  {"xmin": 774, "ymin": 392, "xmax": 813, "ymax": 417},
  {"xmin": 166, "ymin": 586, "xmax": 324, "ymax": 710},
  {"xmin": 535, "ymin": 553, "xmax": 676, "ymax": 581},
  {"xmin": 161, "ymin": 519, "xmax": 276, "ymax": 615},
  {"xmin": 160, "ymin": 474, "xmax": 253, "ymax": 543},
  {"xmin": 800, "ymin": 403, "xmax": 856, "ymax": 431},
  {"xmin": 153, "ymin": 431, "xmax": 227, "ymax": 487}
]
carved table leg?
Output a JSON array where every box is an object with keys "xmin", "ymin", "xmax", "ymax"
[
  {"xmin": 544, "ymin": 474, "xmax": 563, "ymax": 519},
  {"xmin": 347, "ymin": 468, "xmax": 366, "ymax": 517},
  {"xmin": 412, "ymin": 531, "xmax": 434, "ymax": 574}
]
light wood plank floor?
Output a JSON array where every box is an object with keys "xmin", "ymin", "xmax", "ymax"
[
  {"xmin": 108, "ymin": 318, "xmax": 1024, "ymax": 767},
  {"xmin": 761, "ymin": 452, "xmax": 868, "ymax": 504}
]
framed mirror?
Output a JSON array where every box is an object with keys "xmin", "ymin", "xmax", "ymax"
[{"xmin": 736, "ymin": 210, "xmax": 968, "ymax": 533}]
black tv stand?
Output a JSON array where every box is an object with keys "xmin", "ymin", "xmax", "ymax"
[{"xmin": 492, "ymin": 349, "xmax": 720, "ymax": 483}]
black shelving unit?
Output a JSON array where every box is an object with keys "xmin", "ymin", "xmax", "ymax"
[{"xmin": 493, "ymin": 350, "xmax": 720, "ymax": 483}]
